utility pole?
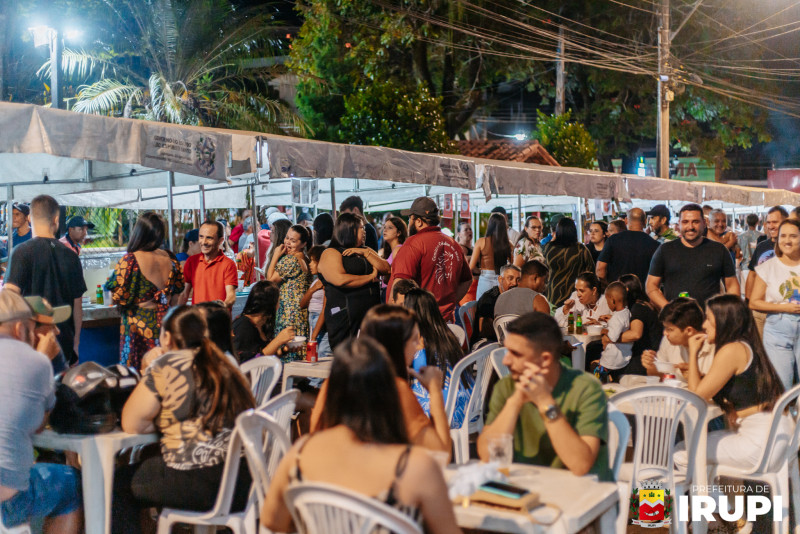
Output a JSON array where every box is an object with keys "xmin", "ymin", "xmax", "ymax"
[
  {"xmin": 555, "ymin": 27, "xmax": 565, "ymax": 116},
  {"xmin": 656, "ymin": 0, "xmax": 671, "ymax": 178}
]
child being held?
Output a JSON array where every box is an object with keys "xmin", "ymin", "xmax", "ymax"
[{"xmin": 594, "ymin": 281, "xmax": 633, "ymax": 382}]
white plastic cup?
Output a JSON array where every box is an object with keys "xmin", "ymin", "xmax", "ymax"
[{"xmin": 488, "ymin": 434, "xmax": 514, "ymax": 470}]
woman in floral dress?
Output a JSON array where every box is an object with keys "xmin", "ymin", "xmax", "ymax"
[
  {"xmin": 513, "ymin": 215, "xmax": 546, "ymax": 267},
  {"xmin": 267, "ymin": 224, "xmax": 312, "ymax": 362},
  {"xmin": 106, "ymin": 212, "xmax": 184, "ymax": 369}
]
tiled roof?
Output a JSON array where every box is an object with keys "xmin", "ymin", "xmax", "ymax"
[{"xmin": 456, "ymin": 139, "xmax": 560, "ymax": 166}]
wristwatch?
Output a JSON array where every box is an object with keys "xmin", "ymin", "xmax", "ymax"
[{"xmin": 541, "ymin": 404, "xmax": 562, "ymax": 422}]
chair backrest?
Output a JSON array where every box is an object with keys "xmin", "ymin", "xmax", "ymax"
[
  {"xmin": 258, "ymin": 388, "xmax": 300, "ymax": 434},
  {"xmin": 607, "ymin": 405, "xmax": 631, "ymax": 481},
  {"xmin": 240, "ymin": 356, "xmax": 282, "ymax": 406},
  {"xmin": 610, "ymin": 386, "xmax": 707, "ymax": 490},
  {"xmin": 445, "ymin": 343, "xmax": 496, "ymax": 431},
  {"xmin": 447, "ymin": 323, "xmax": 467, "ymax": 350},
  {"xmin": 493, "ymin": 314, "xmax": 518, "ymax": 343},
  {"xmin": 236, "ymin": 410, "xmax": 292, "ymax": 509},
  {"xmin": 748, "ymin": 383, "xmax": 800, "ymax": 475},
  {"xmin": 285, "ymin": 482, "xmax": 423, "ymax": 534},
  {"xmin": 489, "ymin": 347, "xmax": 509, "ymax": 379},
  {"xmin": 457, "ymin": 301, "xmax": 477, "ymax": 343},
  {"xmin": 203, "ymin": 425, "xmax": 247, "ymax": 519}
]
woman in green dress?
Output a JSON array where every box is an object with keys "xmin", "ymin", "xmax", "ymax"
[{"xmin": 267, "ymin": 224, "xmax": 312, "ymax": 362}]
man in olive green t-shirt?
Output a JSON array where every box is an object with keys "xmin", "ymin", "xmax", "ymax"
[{"xmin": 478, "ymin": 312, "xmax": 612, "ymax": 481}]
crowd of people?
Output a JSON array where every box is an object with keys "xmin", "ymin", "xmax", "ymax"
[{"xmin": 2, "ymin": 191, "xmax": 799, "ymax": 532}]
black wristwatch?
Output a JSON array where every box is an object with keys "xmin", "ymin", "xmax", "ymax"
[{"xmin": 542, "ymin": 404, "xmax": 562, "ymax": 422}]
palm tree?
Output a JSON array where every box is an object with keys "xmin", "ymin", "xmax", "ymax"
[{"xmin": 41, "ymin": 0, "xmax": 308, "ymax": 135}]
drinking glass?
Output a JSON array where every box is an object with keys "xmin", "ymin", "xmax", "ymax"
[{"xmin": 488, "ymin": 434, "xmax": 513, "ymax": 474}]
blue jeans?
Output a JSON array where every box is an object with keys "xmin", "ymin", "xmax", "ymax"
[
  {"xmin": 1, "ymin": 464, "xmax": 81, "ymax": 528},
  {"xmin": 763, "ymin": 313, "xmax": 800, "ymax": 390},
  {"xmin": 308, "ymin": 311, "xmax": 331, "ymax": 358}
]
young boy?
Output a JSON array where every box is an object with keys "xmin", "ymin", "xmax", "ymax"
[
  {"xmin": 642, "ymin": 297, "xmax": 714, "ymax": 380},
  {"xmin": 300, "ymin": 246, "xmax": 330, "ymax": 357},
  {"xmin": 595, "ymin": 281, "xmax": 633, "ymax": 382}
]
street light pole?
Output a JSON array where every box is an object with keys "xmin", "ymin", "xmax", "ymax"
[
  {"xmin": 49, "ymin": 28, "xmax": 63, "ymax": 110},
  {"xmin": 657, "ymin": 0, "xmax": 671, "ymax": 179}
]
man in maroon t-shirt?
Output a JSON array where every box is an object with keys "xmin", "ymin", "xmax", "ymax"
[{"xmin": 387, "ymin": 197, "xmax": 472, "ymax": 322}]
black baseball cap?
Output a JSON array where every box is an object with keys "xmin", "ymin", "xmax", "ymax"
[
  {"xmin": 401, "ymin": 197, "xmax": 439, "ymax": 218},
  {"xmin": 184, "ymin": 229, "xmax": 199, "ymax": 243},
  {"xmin": 646, "ymin": 204, "xmax": 671, "ymax": 219},
  {"xmin": 66, "ymin": 215, "xmax": 95, "ymax": 229},
  {"xmin": 12, "ymin": 203, "xmax": 29, "ymax": 216}
]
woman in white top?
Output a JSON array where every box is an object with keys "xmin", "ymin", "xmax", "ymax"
[
  {"xmin": 554, "ymin": 272, "xmax": 612, "ymax": 328},
  {"xmin": 749, "ymin": 218, "xmax": 800, "ymax": 389}
]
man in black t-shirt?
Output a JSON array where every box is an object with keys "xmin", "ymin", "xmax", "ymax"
[
  {"xmin": 339, "ymin": 195, "xmax": 379, "ymax": 251},
  {"xmin": 596, "ymin": 207, "xmax": 659, "ymax": 284},
  {"xmin": 471, "ymin": 264, "xmax": 520, "ymax": 345},
  {"xmin": 646, "ymin": 203, "xmax": 738, "ymax": 308},
  {"xmin": 5, "ymin": 195, "xmax": 86, "ymax": 364}
]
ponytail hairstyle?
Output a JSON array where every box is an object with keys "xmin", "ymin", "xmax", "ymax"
[
  {"xmin": 486, "ymin": 212, "xmax": 512, "ymax": 274},
  {"xmin": 402, "ymin": 288, "xmax": 463, "ymax": 372},
  {"xmin": 161, "ymin": 306, "xmax": 255, "ymax": 433}
]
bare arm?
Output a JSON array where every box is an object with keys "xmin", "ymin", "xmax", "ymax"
[
  {"xmin": 121, "ymin": 382, "xmax": 160, "ymax": 434},
  {"xmin": 454, "ymin": 278, "xmax": 472, "ymax": 304},
  {"xmin": 687, "ymin": 334, "xmax": 742, "ymax": 401},
  {"xmin": 646, "ymin": 274, "xmax": 668, "ymax": 310},
  {"xmin": 513, "ymin": 252, "xmax": 525, "ymax": 268},
  {"xmin": 620, "ymin": 319, "xmax": 643, "ymax": 343},
  {"xmin": 409, "ymin": 367, "xmax": 452, "ymax": 459},
  {"xmin": 469, "ymin": 238, "xmax": 483, "ymax": 271},
  {"xmin": 261, "ymin": 445, "xmax": 297, "ymax": 532},
  {"xmin": 478, "ymin": 389, "xmax": 525, "ymax": 461},
  {"xmin": 178, "ymin": 283, "xmax": 192, "ymax": 306},
  {"xmin": 724, "ymin": 275, "xmax": 740, "ymax": 297},
  {"xmin": 533, "ymin": 294, "xmax": 550, "ymax": 314},
  {"xmin": 406, "ymin": 452, "xmax": 464, "ymax": 534},
  {"xmin": 596, "ymin": 260, "xmax": 608, "ymax": 281},
  {"xmin": 223, "ymin": 285, "xmax": 236, "ymax": 308},
  {"xmin": 750, "ymin": 274, "xmax": 800, "ymax": 314},
  {"xmin": 299, "ymin": 279, "xmax": 323, "ymax": 309},
  {"xmin": 73, "ymin": 297, "xmax": 82, "ymax": 355},
  {"xmin": 745, "ymin": 270, "xmax": 757, "ymax": 300},
  {"xmin": 343, "ymin": 248, "xmax": 390, "ymax": 274},
  {"xmin": 266, "ymin": 245, "xmax": 285, "ymax": 283},
  {"xmin": 318, "ymin": 249, "xmax": 375, "ymax": 288}
]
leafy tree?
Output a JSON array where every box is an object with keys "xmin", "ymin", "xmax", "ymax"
[
  {"xmin": 533, "ymin": 110, "xmax": 597, "ymax": 169},
  {"xmin": 43, "ymin": 0, "xmax": 306, "ymax": 134},
  {"xmin": 338, "ymin": 81, "xmax": 453, "ymax": 153}
]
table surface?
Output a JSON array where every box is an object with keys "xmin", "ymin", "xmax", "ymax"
[
  {"xmin": 446, "ymin": 463, "xmax": 618, "ymax": 534},
  {"xmin": 281, "ymin": 358, "xmax": 333, "ymax": 391}
]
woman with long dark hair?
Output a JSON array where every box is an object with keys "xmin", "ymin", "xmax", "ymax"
[
  {"xmin": 310, "ymin": 305, "xmax": 452, "ymax": 453},
  {"xmin": 114, "ymin": 306, "xmax": 255, "ymax": 534},
  {"xmin": 264, "ymin": 218, "xmax": 291, "ymax": 269},
  {"xmin": 231, "ymin": 281, "xmax": 295, "ymax": 363},
  {"xmin": 317, "ymin": 213, "xmax": 389, "ymax": 348},
  {"xmin": 262, "ymin": 337, "xmax": 461, "ymax": 534},
  {"xmin": 587, "ymin": 220, "xmax": 608, "ymax": 265},
  {"xmin": 544, "ymin": 217, "xmax": 595, "ymax": 307},
  {"xmin": 106, "ymin": 211, "xmax": 184, "ymax": 369},
  {"xmin": 402, "ymin": 289, "xmax": 473, "ymax": 428},
  {"xmin": 267, "ymin": 224, "xmax": 312, "ymax": 362},
  {"xmin": 469, "ymin": 213, "xmax": 513, "ymax": 300},
  {"xmin": 381, "ymin": 216, "xmax": 408, "ymax": 262},
  {"xmin": 312, "ymin": 212, "xmax": 334, "ymax": 246},
  {"xmin": 615, "ymin": 274, "xmax": 661, "ymax": 375},
  {"xmin": 676, "ymin": 295, "xmax": 788, "ymax": 484},
  {"xmin": 513, "ymin": 215, "xmax": 545, "ymax": 268}
]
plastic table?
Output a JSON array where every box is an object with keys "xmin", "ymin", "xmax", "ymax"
[
  {"xmin": 446, "ymin": 463, "xmax": 618, "ymax": 534},
  {"xmin": 281, "ymin": 358, "xmax": 333, "ymax": 392},
  {"xmin": 32, "ymin": 429, "xmax": 159, "ymax": 534}
]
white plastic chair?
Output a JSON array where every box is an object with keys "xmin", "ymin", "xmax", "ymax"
[
  {"xmin": 258, "ymin": 388, "xmax": 300, "ymax": 435},
  {"xmin": 457, "ymin": 301, "xmax": 477, "ymax": 347},
  {"xmin": 447, "ymin": 323, "xmax": 467, "ymax": 349},
  {"xmin": 489, "ymin": 347, "xmax": 509, "ymax": 379},
  {"xmin": 493, "ymin": 314, "xmax": 518, "ymax": 344},
  {"xmin": 445, "ymin": 343, "xmax": 497, "ymax": 464},
  {"xmin": 157, "ymin": 427, "xmax": 255, "ymax": 534},
  {"xmin": 607, "ymin": 405, "xmax": 631, "ymax": 481},
  {"xmin": 610, "ymin": 386, "xmax": 708, "ymax": 534},
  {"xmin": 236, "ymin": 410, "xmax": 292, "ymax": 511},
  {"xmin": 0, "ymin": 508, "xmax": 31, "ymax": 534},
  {"xmin": 240, "ymin": 356, "xmax": 282, "ymax": 406},
  {"xmin": 707, "ymin": 384, "xmax": 800, "ymax": 534},
  {"xmin": 285, "ymin": 482, "xmax": 422, "ymax": 534}
]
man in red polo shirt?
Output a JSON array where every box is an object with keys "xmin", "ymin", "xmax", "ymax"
[
  {"xmin": 387, "ymin": 197, "xmax": 472, "ymax": 322},
  {"xmin": 180, "ymin": 220, "xmax": 237, "ymax": 307}
]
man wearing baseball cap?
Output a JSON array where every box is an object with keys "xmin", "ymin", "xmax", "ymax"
[
  {"xmin": 11, "ymin": 202, "xmax": 32, "ymax": 248},
  {"xmin": 25, "ymin": 295, "xmax": 72, "ymax": 374},
  {"xmin": 646, "ymin": 204, "xmax": 677, "ymax": 243},
  {"xmin": 0, "ymin": 289, "xmax": 82, "ymax": 533},
  {"xmin": 59, "ymin": 215, "xmax": 95, "ymax": 255},
  {"xmin": 387, "ymin": 197, "xmax": 472, "ymax": 322}
]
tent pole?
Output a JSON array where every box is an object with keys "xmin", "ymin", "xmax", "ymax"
[
  {"xmin": 330, "ymin": 178, "xmax": 337, "ymax": 218},
  {"xmin": 517, "ymin": 193, "xmax": 522, "ymax": 232},
  {"xmin": 6, "ymin": 185, "xmax": 13, "ymax": 265},
  {"xmin": 199, "ymin": 185, "xmax": 206, "ymax": 221},
  {"xmin": 166, "ymin": 172, "xmax": 175, "ymax": 252},
  {"xmin": 250, "ymin": 179, "xmax": 260, "ymax": 279}
]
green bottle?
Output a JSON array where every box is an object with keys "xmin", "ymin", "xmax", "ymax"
[
  {"xmin": 576, "ymin": 314, "xmax": 583, "ymax": 335},
  {"xmin": 96, "ymin": 285, "xmax": 104, "ymax": 305}
]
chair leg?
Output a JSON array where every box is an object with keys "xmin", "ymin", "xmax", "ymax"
[
  {"xmin": 156, "ymin": 516, "xmax": 173, "ymax": 534},
  {"xmin": 789, "ymin": 460, "xmax": 800, "ymax": 534},
  {"xmin": 770, "ymin": 469, "xmax": 790, "ymax": 534},
  {"xmin": 615, "ymin": 482, "xmax": 630, "ymax": 534}
]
